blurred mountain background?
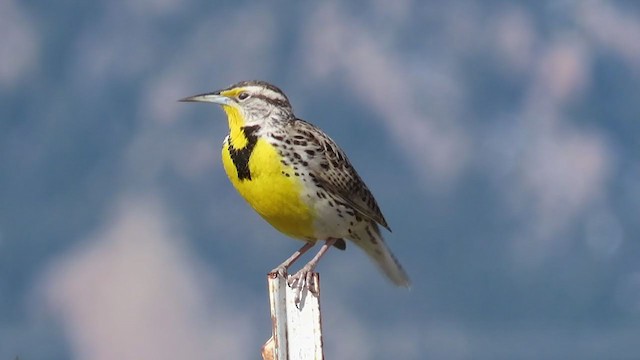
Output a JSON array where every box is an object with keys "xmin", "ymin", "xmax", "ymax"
[{"xmin": 1, "ymin": 0, "xmax": 640, "ymax": 359}]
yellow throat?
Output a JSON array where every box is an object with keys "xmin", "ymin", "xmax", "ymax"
[{"xmin": 219, "ymin": 104, "xmax": 316, "ymax": 241}]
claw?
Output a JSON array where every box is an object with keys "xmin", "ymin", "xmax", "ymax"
[
  {"xmin": 287, "ymin": 266, "xmax": 317, "ymax": 308},
  {"xmin": 270, "ymin": 265, "xmax": 288, "ymax": 279}
]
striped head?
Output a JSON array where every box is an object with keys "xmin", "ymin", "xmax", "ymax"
[{"xmin": 180, "ymin": 80, "xmax": 294, "ymax": 129}]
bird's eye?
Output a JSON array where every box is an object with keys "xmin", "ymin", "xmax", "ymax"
[{"xmin": 237, "ymin": 92, "xmax": 250, "ymax": 101}]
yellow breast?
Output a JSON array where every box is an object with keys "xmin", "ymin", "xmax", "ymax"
[{"xmin": 221, "ymin": 138, "xmax": 316, "ymax": 240}]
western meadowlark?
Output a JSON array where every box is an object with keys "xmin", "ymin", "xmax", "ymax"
[{"xmin": 180, "ymin": 80, "xmax": 409, "ymax": 302}]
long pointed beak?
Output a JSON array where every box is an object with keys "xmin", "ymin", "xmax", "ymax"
[{"xmin": 179, "ymin": 92, "xmax": 233, "ymax": 105}]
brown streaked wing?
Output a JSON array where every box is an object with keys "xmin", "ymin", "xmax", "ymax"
[{"xmin": 291, "ymin": 119, "xmax": 390, "ymax": 231}]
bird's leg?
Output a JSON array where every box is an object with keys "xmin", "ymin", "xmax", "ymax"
[
  {"xmin": 288, "ymin": 238, "xmax": 338, "ymax": 307},
  {"xmin": 270, "ymin": 241, "xmax": 315, "ymax": 279}
]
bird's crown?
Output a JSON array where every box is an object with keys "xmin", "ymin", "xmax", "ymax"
[{"xmin": 218, "ymin": 80, "xmax": 292, "ymax": 111}]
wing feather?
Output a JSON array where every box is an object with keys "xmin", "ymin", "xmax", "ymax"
[{"xmin": 291, "ymin": 119, "xmax": 390, "ymax": 231}]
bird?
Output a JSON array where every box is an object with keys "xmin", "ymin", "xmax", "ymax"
[{"xmin": 180, "ymin": 80, "xmax": 409, "ymax": 303}]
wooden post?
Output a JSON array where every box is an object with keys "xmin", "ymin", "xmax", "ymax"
[{"xmin": 262, "ymin": 272, "xmax": 324, "ymax": 360}]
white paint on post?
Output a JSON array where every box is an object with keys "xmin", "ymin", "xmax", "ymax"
[
  {"xmin": 265, "ymin": 272, "xmax": 324, "ymax": 360},
  {"xmin": 267, "ymin": 273, "xmax": 289, "ymax": 360}
]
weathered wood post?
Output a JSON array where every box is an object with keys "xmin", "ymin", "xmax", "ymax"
[{"xmin": 262, "ymin": 272, "xmax": 324, "ymax": 360}]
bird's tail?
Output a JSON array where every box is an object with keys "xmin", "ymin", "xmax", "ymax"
[{"xmin": 351, "ymin": 223, "xmax": 410, "ymax": 287}]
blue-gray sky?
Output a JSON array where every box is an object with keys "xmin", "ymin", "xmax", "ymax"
[{"xmin": 2, "ymin": 0, "xmax": 640, "ymax": 359}]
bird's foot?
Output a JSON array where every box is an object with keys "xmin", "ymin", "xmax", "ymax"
[
  {"xmin": 269, "ymin": 265, "xmax": 288, "ymax": 280},
  {"xmin": 287, "ymin": 265, "xmax": 318, "ymax": 309}
]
